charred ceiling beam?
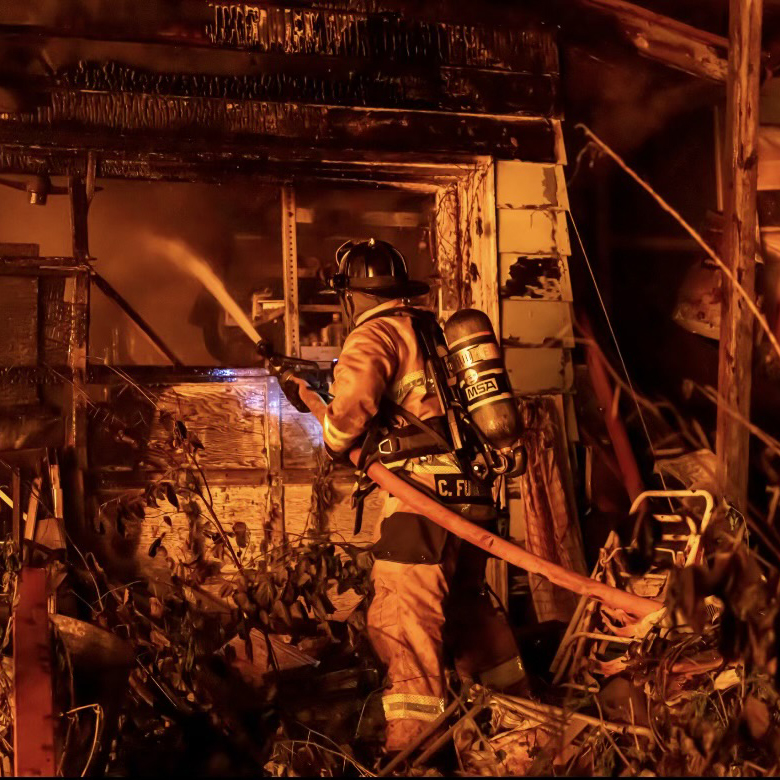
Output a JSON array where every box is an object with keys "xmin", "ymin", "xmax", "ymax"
[
  {"xmin": 45, "ymin": 58, "xmax": 557, "ymax": 117},
  {"xmin": 0, "ymin": 141, "xmax": 485, "ymax": 186},
  {"xmin": 0, "ymin": 1, "xmax": 559, "ymax": 115},
  {"xmin": 575, "ymin": 0, "xmax": 729, "ymax": 81},
  {"xmin": 0, "ymin": 2, "xmax": 560, "ymax": 163},
  {"xmin": 0, "ymin": 1, "xmax": 555, "ymax": 65},
  {"xmin": 0, "ymin": 97, "xmax": 558, "ymax": 162},
  {"xmin": 0, "ymin": 34, "xmax": 557, "ymax": 117}
]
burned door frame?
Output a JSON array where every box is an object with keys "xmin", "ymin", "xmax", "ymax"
[{"xmin": 49, "ymin": 153, "xmax": 502, "ymax": 571}]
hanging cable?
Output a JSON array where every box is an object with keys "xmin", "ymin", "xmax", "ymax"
[{"xmin": 568, "ymin": 211, "xmax": 671, "ymax": 494}]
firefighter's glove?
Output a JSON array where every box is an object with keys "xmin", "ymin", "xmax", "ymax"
[{"xmin": 279, "ymin": 372, "xmax": 312, "ymax": 414}]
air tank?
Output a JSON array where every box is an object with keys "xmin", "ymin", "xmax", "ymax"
[{"xmin": 444, "ymin": 308, "xmax": 521, "ymax": 452}]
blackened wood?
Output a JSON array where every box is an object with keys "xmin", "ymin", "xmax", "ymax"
[
  {"xmin": 0, "ymin": 4, "xmax": 558, "ymax": 74},
  {"xmin": 0, "ymin": 257, "xmax": 87, "ymax": 275},
  {"xmin": 576, "ymin": 0, "xmax": 728, "ymax": 81},
  {"xmin": 0, "ymin": 139, "xmax": 485, "ymax": 182},
  {"xmin": 68, "ymin": 175, "xmax": 89, "ymax": 260},
  {"xmin": 0, "ymin": 276, "xmax": 38, "ymax": 406},
  {"xmin": 716, "ymin": 0, "xmax": 763, "ymax": 513},
  {"xmin": 11, "ymin": 469, "xmax": 21, "ymax": 550},
  {"xmin": 0, "ymin": 100, "xmax": 558, "ymax": 161},
  {"xmin": 41, "ymin": 57, "xmax": 558, "ymax": 117},
  {"xmin": 65, "ymin": 181, "xmax": 90, "ymax": 535}
]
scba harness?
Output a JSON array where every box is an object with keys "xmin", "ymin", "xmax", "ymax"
[{"xmin": 347, "ymin": 307, "xmax": 498, "ymax": 563}]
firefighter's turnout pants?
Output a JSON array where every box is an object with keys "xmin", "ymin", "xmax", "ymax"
[{"xmin": 368, "ymin": 454, "xmax": 525, "ymax": 745}]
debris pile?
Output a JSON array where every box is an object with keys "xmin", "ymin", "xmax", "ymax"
[
  {"xmin": 454, "ymin": 506, "xmax": 780, "ymax": 777},
  {"xmin": 2, "ymin": 410, "xmax": 779, "ymax": 777}
]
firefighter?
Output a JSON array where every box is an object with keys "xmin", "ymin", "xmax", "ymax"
[{"xmin": 289, "ymin": 239, "xmax": 526, "ymax": 752}]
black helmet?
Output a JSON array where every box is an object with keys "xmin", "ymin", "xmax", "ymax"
[{"xmin": 327, "ymin": 238, "xmax": 429, "ymax": 298}]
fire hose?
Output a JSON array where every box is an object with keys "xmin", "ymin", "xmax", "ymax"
[{"xmin": 294, "ymin": 382, "xmax": 662, "ymax": 619}]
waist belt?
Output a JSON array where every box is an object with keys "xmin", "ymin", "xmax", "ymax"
[
  {"xmin": 352, "ymin": 414, "xmax": 453, "ymax": 535},
  {"xmin": 376, "ymin": 425, "xmax": 451, "ymax": 464}
]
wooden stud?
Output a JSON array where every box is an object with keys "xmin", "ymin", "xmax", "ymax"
[
  {"xmin": 11, "ymin": 469, "xmax": 21, "ymax": 552},
  {"xmin": 64, "ymin": 178, "xmax": 91, "ymax": 540},
  {"xmin": 23, "ymin": 476, "xmax": 41, "ymax": 564},
  {"xmin": 716, "ymin": 0, "xmax": 763, "ymax": 513},
  {"xmin": 265, "ymin": 377, "xmax": 286, "ymax": 547}
]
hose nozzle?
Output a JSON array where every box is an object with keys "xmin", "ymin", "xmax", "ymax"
[{"xmin": 256, "ymin": 338, "xmax": 272, "ymax": 361}]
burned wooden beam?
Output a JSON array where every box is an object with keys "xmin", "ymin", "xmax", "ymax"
[
  {"xmin": 10, "ymin": 468, "xmax": 21, "ymax": 550},
  {"xmin": 0, "ymin": 141, "xmax": 486, "ymax": 187},
  {"xmin": 0, "ymin": 93, "xmax": 558, "ymax": 161},
  {"xmin": 41, "ymin": 57, "xmax": 557, "ymax": 117},
  {"xmin": 0, "ymin": 256, "xmax": 88, "ymax": 275},
  {"xmin": 716, "ymin": 0, "xmax": 763, "ymax": 513},
  {"xmin": 576, "ymin": 0, "xmax": 729, "ymax": 81},
  {"xmin": 0, "ymin": 4, "xmax": 557, "ymax": 75}
]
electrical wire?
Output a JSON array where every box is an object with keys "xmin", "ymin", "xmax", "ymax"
[{"xmin": 567, "ymin": 211, "xmax": 671, "ymax": 495}]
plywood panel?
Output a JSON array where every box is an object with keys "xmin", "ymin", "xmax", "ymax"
[
  {"xmin": 285, "ymin": 481, "xmax": 382, "ymax": 618},
  {"xmin": 496, "ymin": 162, "xmax": 563, "ymax": 209},
  {"xmin": 150, "ymin": 383, "xmax": 268, "ymax": 471},
  {"xmin": 498, "ymin": 208, "xmax": 570, "ymax": 255},
  {"xmin": 284, "ymin": 482, "xmax": 382, "ymax": 548},
  {"xmin": 504, "ymin": 346, "xmax": 573, "ymax": 395},
  {"xmin": 500, "ymin": 300, "xmax": 574, "ymax": 348},
  {"xmin": 118, "ymin": 484, "xmax": 271, "ymax": 585},
  {"xmin": 280, "ymin": 395, "xmax": 324, "ymax": 470},
  {"xmin": 499, "ymin": 253, "xmax": 573, "ymax": 301},
  {"xmin": 129, "ymin": 480, "xmax": 382, "ymax": 566},
  {"xmin": 132, "ymin": 481, "xmax": 354, "ymax": 566},
  {"xmin": 40, "ymin": 277, "xmax": 73, "ymax": 367}
]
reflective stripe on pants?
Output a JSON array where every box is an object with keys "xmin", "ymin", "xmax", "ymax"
[{"xmin": 382, "ymin": 693, "xmax": 445, "ymax": 722}]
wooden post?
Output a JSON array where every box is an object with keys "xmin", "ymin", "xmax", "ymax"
[
  {"xmin": 67, "ymin": 176, "xmax": 90, "ymax": 463},
  {"xmin": 716, "ymin": 0, "xmax": 763, "ymax": 513},
  {"xmin": 13, "ymin": 567, "xmax": 56, "ymax": 777},
  {"xmin": 65, "ymin": 176, "xmax": 91, "ymax": 535},
  {"xmin": 265, "ymin": 378, "xmax": 286, "ymax": 549},
  {"xmin": 11, "ymin": 469, "xmax": 21, "ymax": 552}
]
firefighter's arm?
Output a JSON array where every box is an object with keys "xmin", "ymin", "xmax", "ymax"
[{"xmin": 322, "ymin": 322, "xmax": 398, "ymax": 458}]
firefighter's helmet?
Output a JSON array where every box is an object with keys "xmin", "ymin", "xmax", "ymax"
[{"xmin": 328, "ymin": 238, "xmax": 429, "ymax": 299}]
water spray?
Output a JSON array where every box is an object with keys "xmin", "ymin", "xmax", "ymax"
[
  {"xmin": 146, "ymin": 234, "xmax": 264, "ymax": 348},
  {"xmin": 147, "ymin": 234, "xmax": 331, "ymax": 405}
]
